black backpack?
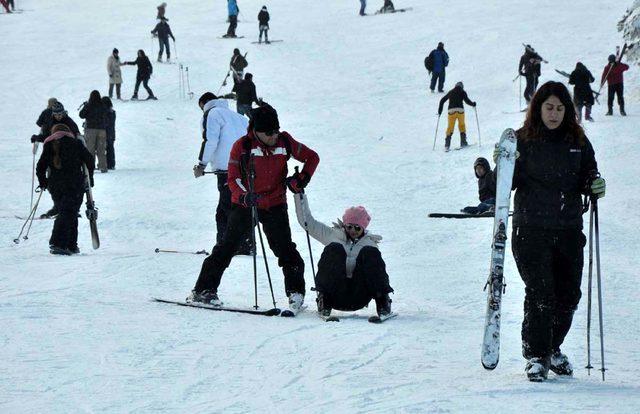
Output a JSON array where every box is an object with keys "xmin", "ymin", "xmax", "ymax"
[{"xmin": 424, "ymin": 53, "xmax": 434, "ymax": 73}]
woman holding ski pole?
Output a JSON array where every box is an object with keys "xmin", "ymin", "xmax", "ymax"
[{"xmin": 495, "ymin": 81, "xmax": 605, "ymax": 381}]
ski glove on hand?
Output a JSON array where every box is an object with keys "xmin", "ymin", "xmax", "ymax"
[
  {"xmin": 492, "ymin": 145, "xmax": 520, "ymax": 164},
  {"xmin": 590, "ymin": 177, "xmax": 606, "ymax": 199},
  {"xmin": 239, "ymin": 192, "xmax": 260, "ymax": 208},
  {"xmin": 286, "ymin": 171, "xmax": 310, "ymax": 194},
  {"xmin": 193, "ymin": 164, "xmax": 206, "ymax": 178}
]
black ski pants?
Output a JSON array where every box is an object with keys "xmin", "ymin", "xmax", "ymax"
[
  {"xmin": 215, "ymin": 172, "xmax": 251, "ymax": 251},
  {"xmin": 227, "ymin": 15, "xmax": 238, "ymax": 36},
  {"xmin": 607, "ymin": 83, "xmax": 624, "ymax": 112},
  {"xmin": 49, "ymin": 189, "xmax": 84, "ymax": 250},
  {"xmin": 315, "ymin": 243, "xmax": 393, "ymax": 311},
  {"xmin": 133, "ymin": 77, "xmax": 154, "ymax": 98},
  {"xmin": 524, "ymin": 73, "xmax": 539, "ymax": 103},
  {"xmin": 512, "ymin": 227, "xmax": 585, "ymax": 360},
  {"xmin": 194, "ymin": 203, "xmax": 305, "ymax": 295}
]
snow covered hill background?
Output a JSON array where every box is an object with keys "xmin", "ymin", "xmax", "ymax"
[{"xmin": 1, "ymin": 0, "xmax": 639, "ymax": 412}]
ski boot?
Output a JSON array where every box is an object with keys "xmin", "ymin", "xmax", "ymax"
[
  {"xmin": 68, "ymin": 246, "xmax": 81, "ymax": 255},
  {"xmin": 186, "ymin": 289, "xmax": 223, "ymax": 306},
  {"xmin": 147, "ymin": 95, "xmax": 158, "ymax": 100},
  {"xmin": 374, "ymin": 293, "xmax": 392, "ymax": 317},
  {"xmin": 460, "ymin": 132, "xmax": 469, "ymax": 148},
  {"xmin": 444, "ymin": 135, "xmax": 452, "ymax": 152},
  {"xmin": 288, "ymin": 292, "xmax": 305, "ymax": 312},
  {"xmin": 50, "ymin": 246, "xmax": 72, "ymax": 256},
  {"xmin": 131, "ymin": 95, "xmax": 139, "ymax": 101},
  {"xmin": 621, "ymin": 106, "xmax": 627, "ymax": 116},
  {"xmin": 550, "ymin": 350, "xmax": 573, "ymax": 376},
  {"xmin": 525, "ymin": 357, "xmax": 550, "ymax": 382},
  {"xmin": 316, "ymin": 292, "xmax": 331, "ymax": 317},
  {"xmin": 605, "ymin": 108, "xmax": 612, "ymax": 116}
]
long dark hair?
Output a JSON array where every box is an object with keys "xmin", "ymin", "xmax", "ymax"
[
  {"xmin": 101, "ymin": 96, "xmax": 113, "ymax": 109},
  {"xmin": 138, "ymin": 49, "xmax": 146, "ymax": 58},
  {"xmin": 519, "ymin": 81, "xmax": 585, "ymax": 145},
  {"xmin": 88, "ymin": 90, "xmax": 102, "ymax": 106}
]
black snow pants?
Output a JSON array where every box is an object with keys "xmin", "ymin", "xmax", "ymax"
[
  {"xmin": 512, "ymin": 227, "xmax": 586, "ymax": 359},
  {"xmin": 49, "ymin": 189, "xmax": 84, "ymax": 250},
  {"xmin": 194, "ymin": 203, "xmax": 305, "ymax": 295},
  {"xmin": 524, "ymin": 73, "xmax": 539, "ymax": 103},
  {"xmin": 227, "ymin": 15, "xmax": 238, "ymax": 36},
  {"xmin": 607, "ymin": 83, "xmax": 624, "ymax": 113},
  {"xmin": 215, "ymin": 172, "xmax": 251, "ymax": 252},
  {"xmin": 315, "ymin": 243, "xmax": 393, "ymax": 311}
]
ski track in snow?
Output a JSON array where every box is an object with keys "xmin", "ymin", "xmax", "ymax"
[{"xmin": 1, "ymin": 0, "xmax": 640, "ymax": 412}]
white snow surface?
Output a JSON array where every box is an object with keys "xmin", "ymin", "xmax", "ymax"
[{"xmin": 1, "ymin": 1, "xmax": 640, "ymax": 412}]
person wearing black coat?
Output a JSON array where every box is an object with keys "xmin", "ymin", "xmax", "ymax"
[
  {"xmin": 36, "ymin": 124, "xmax": 95, "ymax": 255},
  {"xmin": 519, "ymin": 45, "xmax": 545, "ymax": 104},
  {"xmin": 36, "ymin": 98, "xmax": 58, "ymax": 131},
  {"xmin": 151, "ymin": 18, "xmax": 175, "ymax": 62},
  {"xmin": 232, "ymin": 73, "xmax": 259, "ymax": 117},
  {"xmin": 79, "ymin": 90, "xmax": 109, "ymax": 172},
  {"xmin": 258, "ymin": 6, "xmax": 270, "ymax": 43},
  {"xmin": 32, "ymin": 102, "xmax": 80, "ymax": 143},
  {"xmin": 124, "ymin": 50, "xmax": 157, "ymax": 100},
  {"xmin": 102, "ymin": 96, "xmax": 117, "ymax": 170},
  {"xmin": 503, "ymin": 81, "xmax": 605, "ymax": 381},
  {"xmin": 568, "ymin": 62, "xmax": 595, "ymax": 123},
  {"xmin": 461, "ymin": 157, "xmax": 495, "ymax": 214},
  {"xmin": 230, "ymin": 48, "xmax": 248, "ymax": 81}
]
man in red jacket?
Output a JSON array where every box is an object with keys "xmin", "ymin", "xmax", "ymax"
[
  {"xmin": 188, "ymin": 104, "xmax": 320, "ymax": 312},
  {"xmin": 601, "ymin": 54, "xmax": 629, "ymax": 116}
]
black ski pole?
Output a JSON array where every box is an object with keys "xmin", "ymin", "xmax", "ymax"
[
  {"xmin": 593, "ymin": 195, "xmax": 607, "ymax": 381},
  {"xmin": 294, "ymin": 167, "xmax": 316, "ymax": 281},
  {"xmin": 586, "ymin": 198, "xmax": 594, "ymax": 375}
]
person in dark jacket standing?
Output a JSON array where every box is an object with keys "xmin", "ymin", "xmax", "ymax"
[
  {"xmin": 188, "ymin": 104, "xmax": 320, "ymax": 314},
  {"xmin": 258, "ymin": 6, "xmax": 270, "ymax": 43},
  {"xmin": 438, "ymin": 81, "xmax": 476, "ymax": 150},
  {"xmin": 230, "ymin": 48, "xmax": 248, "ymax": 81},
  {"xmin": 32, "ymin": 102, "xmax": 80, "ymax": 143},
  {"xmin": 102, "ymin": 96, "xmax": 117, "ymax": 170},
  {"xmin": 601, "ymin": 54, "xmax": 629, "ymax": 116},
  {"xmin": 124, "ymin": 50, "xmax": 157, "ymax": 100},
  {"xmin": 568, "ymin": 62, "xmax": 595, "ymax": 123},
  {"xmin": 232, "ymin": 73, "xmax": 259, "ymax": 117},
  {"xmin": 79, "ymin": 90, "xmax": 109, "ymax": 173},
  {"xmin": 461, "ymin": 157, "xmax": 495, "ymax": 214},
  {"xmin": 519, "ymin": 44, "xmax": 546, "ymax": 104},
  {"xmin": 36, "ymin": 124, "xmax": 95, "ymax": 255},
  {"xmin": 498, "ymin": 81, "xmax": 605, "ymax": 381},
  {"xmin": 151, "ymin": 18, "xmax": 175, "ymax": 62},
  {"xmin": 427, "ymin": 42, "xmax": 449, "ymax": 93}
]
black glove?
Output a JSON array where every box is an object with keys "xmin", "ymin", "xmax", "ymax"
[
  {"xmin": 438, "ymin": 109, "xmax": 442, "ymax": 116},
  {"xmin": 239, "ymin": 192, "xmax": 260, "ymax": 207},
  {"xmin": 30, "ymin": 134, "xmax": 41, "ymax": 143},
  {"xmin": 472, "ymin": 101, "xmax": 477, "ymax": 107},
  {"xmin": 37, "ymin": 183, "xmax": 46, "ymax": 191},
  {"xmin": 286, "ymin": 172, "xmax": 310, "ymax": 194}
]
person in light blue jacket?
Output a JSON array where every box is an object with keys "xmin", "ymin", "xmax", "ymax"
[{"xmin": 225, "ymin": 0, "xmax": 239, "ymax": 38}]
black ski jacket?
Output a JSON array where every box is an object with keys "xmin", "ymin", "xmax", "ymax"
[
  {"xmin": 512, "ymin": 128, "xmax": 598, "ymax": 229},
  {"xmin": 79, "ymin": 102, "xmax": 108, "ymax": 130},
  {"xmin": 438, "ymin": 85, "xmax": 475, "ymax": 114},
  {"xmin": 105, "ymin": 109, "xmax": 116, "ymax": 141},
  {"xmin": 258, "ymin": 10, "xmax": 270, "ymax": 26},
  {"xmin": 151, "ymin": 21, "xmax": 175, "ymax": 41},
  {"xmin": 569, "ymin": 65, "xmax": 595, "ymax": 106},
  {"xmin": 36, "ymin": 133, "xmax": 95, "ymax": 194},
  {"xmin": 233, "ymin": 79, "xmax": 258, "ymax": 105},
  {"xmin": 125, "ymin": 56, "xmax": 153, "ymax": 81},
  {"xmin": 230, "ymin": 54, "xmax": 248, "ymax": 72},
  {"xmin": 34, "ymin": 115, "xmax": 80, "ymax": 142},
  {"xmin": 519, "ymin": 51, "xmax": 542, "ymax": 77},
  {"xmin": 475, "ymin": 158, "xmax": 496, "ymax": 202},
  {"xmin": 36, "ymin": 108, "xmax": 52, "ymax": 128}
]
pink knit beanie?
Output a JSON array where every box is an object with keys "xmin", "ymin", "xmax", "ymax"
[{"xmin": 342, "ymin": 206, "xmax": 371, "ymax": 230}]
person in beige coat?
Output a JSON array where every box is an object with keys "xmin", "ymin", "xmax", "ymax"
[
  {"xmin": 107, "ymin": 48, "xmax": 123, "ymax": 100},
  {"xmin": 294, "ymin": 192, "xmax": 393, "ymax": 317}
]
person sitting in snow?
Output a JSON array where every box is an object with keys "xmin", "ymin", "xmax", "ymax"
[
  {"xmin": 294, "ymin": 192, "xmax": 394, "ymax": 318},
  {"xmin": 379, "ymin": 0, "xmax": 395, "ymax": 13},
  {"xmin": 461, "ymin": 157, "xmax": 495, "ymax": 215}
]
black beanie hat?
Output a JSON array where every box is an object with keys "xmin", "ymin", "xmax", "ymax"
[
  {"xmin": 113, "ymin": 48, "xmax": 119, "ymax": 54},
  {"xmin": 198, "ymin": 92, "xmax": 217, "ymax": 106},
  {"xmin": 251, "ymin": 105, "xmax": 279, "ymax": 132},
  {"xmin": 52, "ymin": 102, "xmax": 66, "ymax": 115},
  {"xmin": 608, "ymin": 54, "xmax": 616, "ymax": 63}
]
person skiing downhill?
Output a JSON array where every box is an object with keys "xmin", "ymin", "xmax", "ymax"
[
  {"xmin": 438, "ymin": 81, "xmax": 476, "ymax": 151},
  {"xmin": 461, "ymin": 157, "xmax": 495, "ymax": 215},
  {"xmin": 123, "ymin": 50, "xmax": 157, "ymax": 100},
  {"xmin": 568, "ymin": 62, "xmax": 595, "ymax": 123},
  {"xmin": 294, "ymin": 194, "xmax": 394, "ymax": 318},
  {"xmin": 188, "ymin": 104, "xmax": 320, "ymax": 313},
  {"xmin": 519, "ymin": 44, "xmax": 545, "ymax": 104},
  {"xmin": 495, "ymin": 81, "xmax": 605, "ymax": 382},
  {"xmin": 426, "ymin": 42, "xmax": 449, "ymax": 93},
  {"xmin": 151, "ymin": 18, "xmax": 176, "ymax": 62},
  {"xmin": 601, "ymin": 54, "xmax": 629, "ymax": 116},
  {"xmin": 257, "ymin": 6, "xmax": 270, "ymax": 43},
  {"xmin": 225, "ymin": 0, "xmax": 239, "ymax": 38},
  {"xmin": 36, "ymin": 124, "xmax": 95, "ymax": 255}
]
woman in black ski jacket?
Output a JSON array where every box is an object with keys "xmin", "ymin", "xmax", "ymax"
[
  {"xmin": 568, "ymin": 62, "xmax": 595, "ymax": 123},
  {"xmin": 36, "ymin": 124, "xmax": 95, "ymax": 255},
  {"xmin": 506, "ymin": 81, "xmax": 605, "ymax": 381},
  {"xmin": 124, "ymin": 50, "xmax": 157, "ymax": 100},
  {"xmin": 79, "ymin": 90, "xmax": 109, "ymax": 172}
]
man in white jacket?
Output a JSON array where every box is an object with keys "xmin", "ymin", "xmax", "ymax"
[{"xmin": 193, "ymin": 92, "xmax": 251, "ymax": 253}]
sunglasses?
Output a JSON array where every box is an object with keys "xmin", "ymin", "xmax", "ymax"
[{"xmin": 345, "ymin": 224, "xmax": 362, "ymax": 232}]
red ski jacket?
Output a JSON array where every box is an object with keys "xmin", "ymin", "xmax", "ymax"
[
  {"xmin": 601, "ymin": 62, "xmax": 629, "ymax": 86},
  {"xmin": 228, "ymin": 130, "xmax": 319, "ymax": 209}
]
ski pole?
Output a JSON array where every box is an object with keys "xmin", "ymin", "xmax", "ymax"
[
  {"xmin": 217, "ymin": 69, "xmax": 231, "ymax": 95},
  {"xmin": 30, "ymin": 142, "xmax": 38, "ymax": 211},
  {"xmin": 432, "ymin": 114, "xmax": 441, "ymax": 151},
  {"xmin": 593, "ymin": 196, "xmax": 607, "ymax": 381},
  {"xmin": 295, "ymin": 167, "xmax": 316, "ymax": 281},
  {"xmin": 586, "ymin": 198, "xmax": 594, "ymax": 375},
  {"xmin": 172, "ymin": 39, "xmax": 178, "ymax": 60},
  {"xmin": 186, "ymin": 66, "xmax": 193, "ymax": 99},
  {"xmin": 178, "ymin": 64, "xmax": 183, "ymax": 99},
  {"xmin": 14, "ymin": 189, "xmax": 43, "ymax": 244},
  {"xmin": 519, "ymin": 75, "xmax": 523, "ymax": 111},
  {"xmin": 474, "ymin": 107, "xmax": 482, "ymax": 148},
  {"xmin": 154, "ymin": 248, "xmax": 209, "ymax": 255}
]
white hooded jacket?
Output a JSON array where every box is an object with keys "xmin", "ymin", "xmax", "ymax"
[{"xmin": 198, "ymin": 99, "xmax": 249, "ymax": 171}]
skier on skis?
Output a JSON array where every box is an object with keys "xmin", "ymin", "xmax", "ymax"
[
  {"xmin": 79, "ymin": 90, "xmax": 110, "ymax": 173},
  {"xmin": 232, "ymin": 73, "xmax": 259, "ymax": 117},
  {"xmin": 379, "ymin": 0, "xmax": 395, "ymax": 13},
  {"xmin": 258, "ymin": 6, "xmax": 270, "ymax": 44},
  {"xmin": 123, "ymin": 50, "xmax": 157, "ymax": 100},
  {"xmin": 188, "ymin": 104, "xmax": 320, "ymax": 313},
  {"xmin": 294, "ymin": 194, "xmax": 394, "ymax": 318},
  {"xmin": 568, "ymin": 62, "xmax": 595, "ymax": 123},
  {"xmin": 461, "ymin": 157, "xmax": 495, "ymax": 215},
  {"xmin": 193, "ymin": 92, "xmax": 252, "ymax": 255},
  {"xmin": 519, "ymin": 44, "xmax": 545, "ymax": 104},
  {"xmin": 438, "ymin": 81, "xmax": 476, "ymax": 151},
  {"xmin": 494, "ymin": 81, "xmax": 605, "ymax": 381},
  {"xmin": 107, "ymin": 48, "xmax": 123, "ymax": 100},
  {"xmin": 426, "ymin": 42, "xmax": 449, "ymax": 93},
  {"xmin": 225, "ymin": 0, "xmax": 239, "ymax": 38},
  {"xmin": 36, "ymin": 123, "xmax": 95, "ymax": 255},
  {"xmin": 230, "ymin": 48, "xmax": 248, "ymax": 81},
  {"xmin": 151, "ymin": 18, "xmax": 175, "ymax": 62},
  {"xmin": 32, "ymin": 102, "xmax": 80, "ymax": 143},
  {"xmin": 601, "ymin": 54, "xmax": 629, "ymax": 116}
]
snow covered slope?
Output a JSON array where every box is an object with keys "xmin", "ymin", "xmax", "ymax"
[{"xmin": 1, "ymin": 0, "xmax": 639, "ymax": 412}]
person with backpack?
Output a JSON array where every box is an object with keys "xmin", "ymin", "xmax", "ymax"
[
  {"xmin": 188, "ymin": 104, "xmax": 320, "ymax": 314},
  {"xmin": 230, "ymin": 48, "xmax": 248, "ymax": 80},
  {"xmin": 257, "ymin": 6, "xmax": 270, "ymax": 43},
  {"xmin": 102, "ymin": 97, "xmax": 117, "ymax": 170},
  {"xmin": 568, "ymin": 62, "xmax": 595, "ymax": 123},
  {"xmin": 224, "ymin": 0, "xmax": 239, "ymax": 38},
  {"xmin": 601, "ymin": 54, "xmax": 629, "ymax": 116},
  {"xmin": 438, "ymin": 81, "xmax": 476, "ymax": 151},
  {"xmin": 123, "ymin": 50, "xmax": 157, "ymax": 100},
  {"xmin": 107, "ymin": 48, "xmax": 123, "ymax": 100},
  {"xmin": 36, "ymin": 124, "xmax": 95, "ymax": 255},
  {"xmin": 294, "ymin": 193, "xmax": 394, "ymax": 318},
  {"xmin": 193, "ymin": 92, "xmax": 252, "ymax": 255},
  {"xmin": 232, "ymin": 73, "xmax": 259, "ymax": 117},
  {"xmin": 151, "ymin": 18, "xmax": 175, "ymax": 62},
  {"xmin": 519, "ymin": 44, "xmax": 545, "ymax": 104},
  {"xmin": 461, "ymin": 157, "xmax": 495, "ymax": 215},
  {"xmin": 79, "ymin": 90, "xmax": 109, "ymax": 173},
  {"xmin": 425, "ymin": 42, "xmax": 449, "ymax": 93}
]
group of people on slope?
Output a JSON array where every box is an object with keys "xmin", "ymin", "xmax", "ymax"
[{"xmin": 107, "ymin": 48, "xmax": 157, "ymax": 101}]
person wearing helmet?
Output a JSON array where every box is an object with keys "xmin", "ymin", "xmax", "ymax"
[
  {"xmin": 461, "ymin": 157, "xmax": 495, "ymax": 215},
  {"xmin": 601, "ymin": 53, "xmax": 629, "ymax": 116},
  {"xmin": 438, "ymin": 81, "xmax": 476, "ymax": 151}
]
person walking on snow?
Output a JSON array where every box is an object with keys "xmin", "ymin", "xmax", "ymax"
[
  {"xmin": 225, "ymin": 0, "xmax": 239, "ymax": 38},
  {"xmin": 123, "ymin": 50, "xmax": 157, "ymax": 100},
  {"xmin": 601, "ymin": 54, "xmax": 629, "ymax": 116},
  {"xmin": 519, "ymin": 44, "xmax": 545, "ymax": 104},
  {"xmin": 79, "ymin": 90, "xmax": 109, "ymax": 173},
  {"xmin": 495, "ymin": 81, "xmax": 605, "ymax": 382},
  {"xmin": 151, "ymin": 18, "xmax": 175, "ymax": 62},
  {"xmin": 568, "ymin": 62, "xmax": 595, "ymax": 123},
  {"xmin": 426, "ymin": 42, "xmax": 449, "ymax": 93},
  {"xmin": 36, "ymin": 98, "xmax": 58, "ymax": 133},
  {"xmin": 36, "ymin": 124, "xmax": 95, "ymax": 255},
  {"xmin": 294, "ymin": 193, "xmax": 394, "ymax": 318},
  {"xmin": 102, "ymin": 97, "xmax": 117, "ymax": 170},
  {"xmin": 188, "ymin": 104, "xmax": 320, "ymax": 313},
  {"xmin": 258, "ymin": 6, "xmax": 270, "ymax": 43},
  {"xmin": 461, "ymin": 157, "xmax": 495, "ymax": 215},
  {"xmin": 438, "ymin": 81, "xmax": 476, "ymax": 151},
  {"xmin": 232, "ymin": 73, "xmax": 259, "ymax": 117},
  {"xmin": 107, "ymin": 48, "xmax": 123, "ymax": 99},
  {"xmin": 193, "ymin": 92, "xmax": 253, "ymax": 255}
]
